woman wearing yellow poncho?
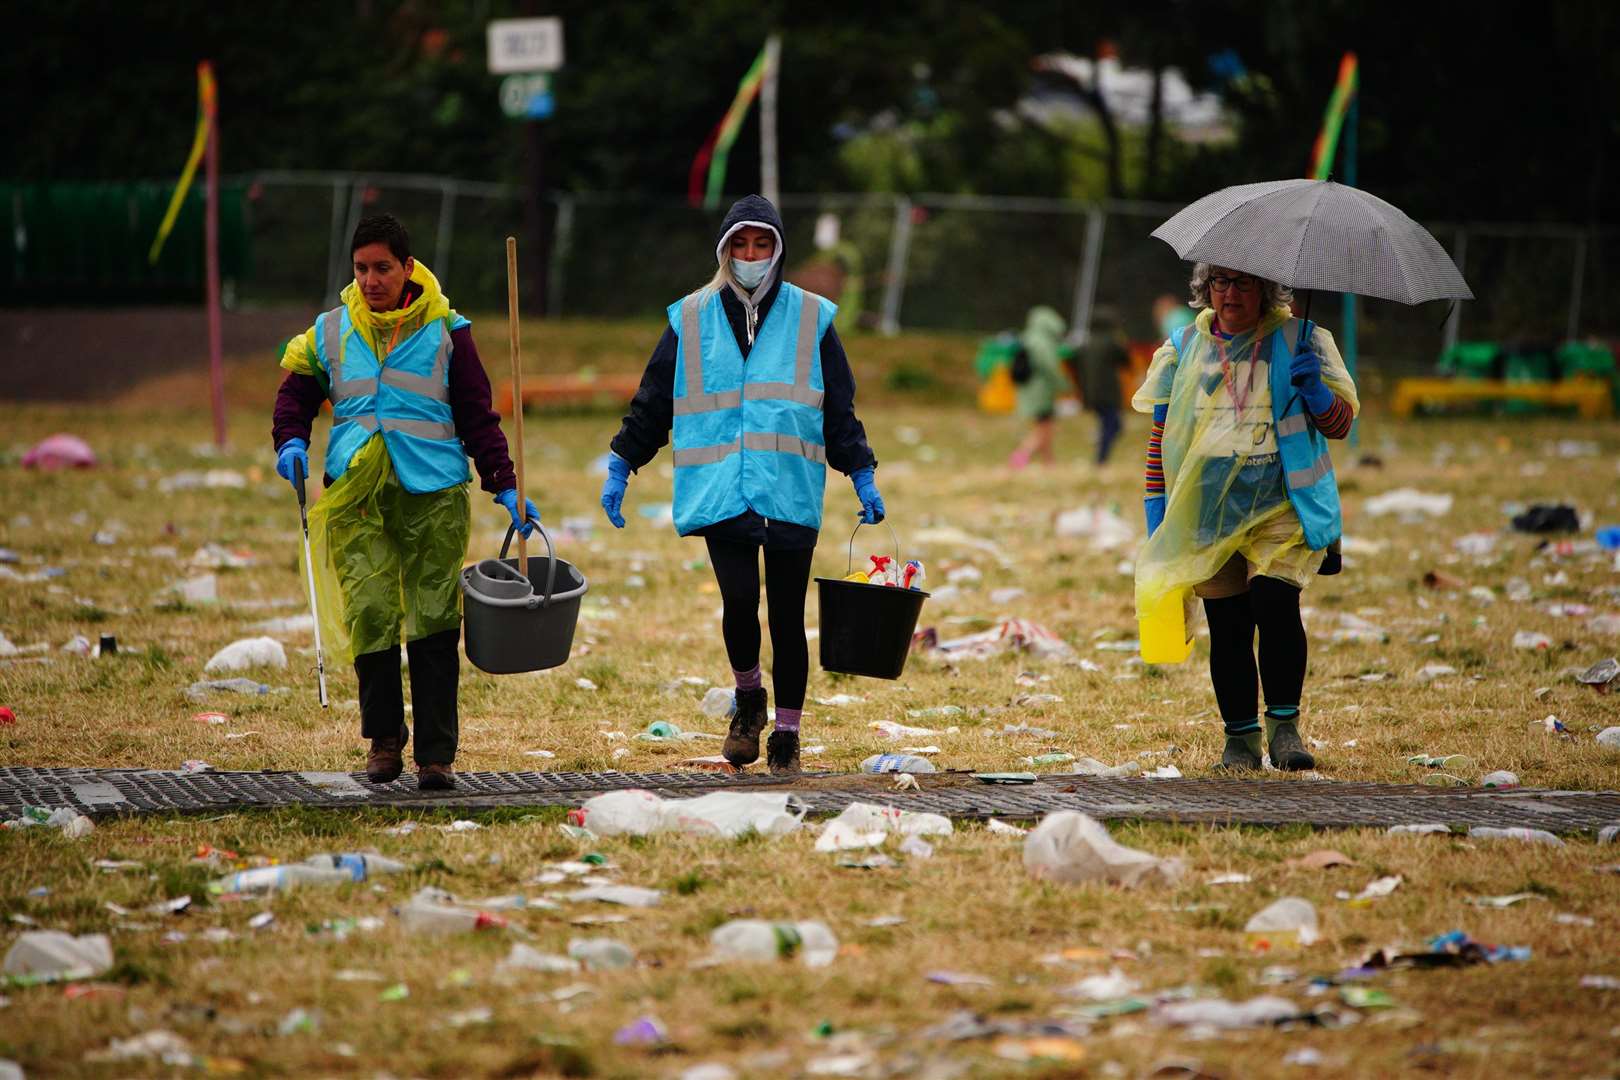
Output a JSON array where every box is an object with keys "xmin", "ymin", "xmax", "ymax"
[
  {"xmin": 271, "ymin": 215, "xmax": 537, "ymax": 790},
  {"xmin": 1133, "ymin": 264, "xmax": 1357, "ymax": 772}
]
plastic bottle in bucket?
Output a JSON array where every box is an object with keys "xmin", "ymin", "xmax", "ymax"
[{"xmin": 1139, "ymin": 588, "xmax": 1193, "ymax": 664}]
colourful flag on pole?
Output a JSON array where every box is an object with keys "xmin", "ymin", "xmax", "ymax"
[
  {"xmin": 149, "ymin": 62, "xmax": 217, "ymax": 264},
  {"xmin": 689, "ymin": 42, "xmax": 771, "ymax": 209},
  {"xmin": 1309, "ymin": 52, "xmax": 1357, "ymax": 181}
]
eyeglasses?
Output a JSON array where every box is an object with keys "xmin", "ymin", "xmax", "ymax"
[{"xmin": 1208, "ymin": 273, "xmax": 1258, "ymax": 294}]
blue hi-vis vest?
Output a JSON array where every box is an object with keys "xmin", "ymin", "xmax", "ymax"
[
  {"xmin": 314, "ymin": 307, "xmax": 471, "ymax": 495},
  {"xmin": 1169, "ymin": 319, "xmax": 1342, "ymax": 551},
  {"xmin": 668, "ymin": 282, "xmax": 836, "ymax": 536}
]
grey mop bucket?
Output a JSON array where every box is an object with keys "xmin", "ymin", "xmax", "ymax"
[{"xmin": 461, "ymin": 524, "xmax": 588, "ymax": 675}]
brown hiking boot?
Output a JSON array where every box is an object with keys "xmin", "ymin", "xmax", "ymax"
[
  {"xmin": 722, "ymin": 687, "xmax": 770, "ymax": 766},
  {"xmin": 766, "ymin": 730, "xmax": 801, "ymax": 776},
  {"xmin": 366, "ymin": 725, "xmax": 408, "ymax": 784},
  {"xmin": 417, "ymin": 762, "xmax": 456, "ymax": 790}
]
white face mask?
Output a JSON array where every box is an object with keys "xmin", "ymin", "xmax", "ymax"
[{"xmin": 731, "ymin": 257, "xmax": 771, "ymax": 290}]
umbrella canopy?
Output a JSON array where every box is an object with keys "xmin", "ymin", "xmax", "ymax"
[{"xmin": 1152, "ymin": 179, "xmax": 1472, "ymax": 304}]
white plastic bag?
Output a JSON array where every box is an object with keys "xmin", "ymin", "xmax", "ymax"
[
  {"xmin": 574, "ymin": 790, "xmax": 803, "ymax": 839},
  {"xmin": 1022, "ymin": 811, "xmax": 1184, "ymax": 887},
  {"xmin": 1244, "ymin": 897, "xmax": 1320, "ymax": 946},
  {"xmin": 203, "ymin": 636, "xmax": 288, "ymax": 673},
  {"xmin": 825, "ymin": 801, "xmax": 954, "ymax": 838},
  {"xmin": 2, "ymin": 930, "xmax": 113, "ymax": 980},
  {"xmin": 708, "ymin": 919, "xmax": 839, "ymax": 968}
]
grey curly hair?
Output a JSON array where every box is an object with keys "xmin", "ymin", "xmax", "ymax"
[{"xmin": 1187, "ymin": 262, "xmax": 1294, "ymax": 312}]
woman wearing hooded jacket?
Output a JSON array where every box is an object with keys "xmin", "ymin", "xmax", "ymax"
[{"xmin": 602, "ymin": 195, "xmax": 883, "ymax": 775}]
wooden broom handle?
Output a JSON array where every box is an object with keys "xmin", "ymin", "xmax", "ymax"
[{"xmin": 506, "ymin": 236, "xmax": 528, "ymax": 580}]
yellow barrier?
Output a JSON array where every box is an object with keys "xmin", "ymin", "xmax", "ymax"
[{"xmin": 1390, "ymin": 377, "xmax": 1613, "ymax": 420}]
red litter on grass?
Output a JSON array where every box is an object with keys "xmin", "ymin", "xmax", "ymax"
[
  {"xmin": 193, "ymin": 712, "xmax": 229, "ymax": 725},
  {"xmin": 0, "ymin": 707, "xmax": 16, "ymax": 726}
]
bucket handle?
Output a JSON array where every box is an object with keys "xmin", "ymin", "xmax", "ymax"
[
  {"xmin": 845, "ymin": 519, "xmax": 903, "ymax": 579},
  {"xmin": 499, "ymin": 523, "xmax": 561, "ymax": 609}
]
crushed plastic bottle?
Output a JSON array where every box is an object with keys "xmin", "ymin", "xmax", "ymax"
[
  {"xmin": 1596, "ymin": 727, "xmax": 1620, "ymax": 750},
  {"xmin": 1481, "ymin": 771, "xmax": 1520, "ymax": 789},
  {"xmin": 1243, "ymin": 897, "xmax": 1320, "ymax": 948},
  {"xmin": 398, "ymin": 887, "xmax": 509, "ymax": 934},
  {"xmin": 568, "ymin": 937, "xmax": 636, "ymax": 971},
  {"xmin": 302, "ymin": 853, "xmax": 409, "ymax": 882},
  {"xmin": 701, "ymin": 687, "xmax": 735, "ymax": 719},
  {"xmin": 708, "ymin": 920, "xmax": 839, "ymax": 968},
  {"xmin": 860, "ymin": 754, "xmax": 937, "ymax": 775},
  {"xmin": 211, "ymin": 865, "xmax": 354, "ymax": 895}
]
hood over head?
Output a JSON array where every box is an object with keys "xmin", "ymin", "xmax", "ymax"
[
  {"xmin": 1024, "ymin": 305, "xmax": 1067, "ymax": 344},
  {"xmin": 714, "ymin": 194, "xmax": 786, "ymax": 294}
]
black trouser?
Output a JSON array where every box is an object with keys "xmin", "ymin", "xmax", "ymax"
[
  {"xmin": 1202, "ymin": 576, "xmax": 1307, "ymax": 731},
  {"xmin": 1093, "ymin": 406, "xmax": 1122, "ymax": 464},
  {"xmin": 355, "ymin": 627, "xmax": 460, "ymax": 765},
  {"xmin": 704, "ymin": 536, "xmax": 815, "ymax": 711}
]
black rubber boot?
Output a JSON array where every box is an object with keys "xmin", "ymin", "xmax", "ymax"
[
  {"xmin": 407, "ymin": 629, "xmax": 461, "ymax": 769},
  {"xmin": 1216, "ymin": 731, "xmax": 1263, "ymax": 772},
  {"xmin": 722, "ymin": 687, "xmax": 769, "ymax": 766},
  {"xmin": 766, "ymin": 730, "xmax": 801, "ymax": 776},
  {"xmin": 1266, "ymin": 718, "xmax": 1316, "ymax": 772}
]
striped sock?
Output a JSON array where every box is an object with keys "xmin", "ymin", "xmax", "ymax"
[
  {"xmin": 734, "ymin": 665, "xmax": 762, "ymax": 691},
  {"xmin": 1225, "ymin": 717, "xmax": 1261, "ymax": 738},
  {"xmin": 773, "ymin": 707, "xmax": 801, "ymax": 733}
]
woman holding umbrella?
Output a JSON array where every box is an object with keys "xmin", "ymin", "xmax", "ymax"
[{"xmin": 1133, "ymin": 263, "xmax": 1356, "ymax": 772}]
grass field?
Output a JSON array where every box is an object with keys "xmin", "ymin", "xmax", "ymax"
[{"xmin": 2, "ymin": 319, "xmax": 1618, "ymax": 1077}]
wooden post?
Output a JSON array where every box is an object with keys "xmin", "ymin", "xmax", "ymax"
[{"xmin": 506, "ymin": 236, "xmax": 528, "ymax": 580}]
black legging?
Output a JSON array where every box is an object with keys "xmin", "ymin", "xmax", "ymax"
[
  {"xmin": 1203, "ymin": 575, "xmax": 1307, "ymax": 730},
  {"xmin": 704, "ymin": 536, "xmax": 815, "ymax": 710}
]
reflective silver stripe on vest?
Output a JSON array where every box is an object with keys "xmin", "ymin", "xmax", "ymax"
[
  {"xmin": 747, "ymin": 382, "xmax": 825, "ymax": 408},
  {"xmin": 793, "ymin": 290, "xmax": 818, "ymax": 389},
  {"xmin": 1276, "ymin": 412, "xmax": 1310, "ymax": 437},
  {"xmin": 673, "ymin": 389, "xmax": 742, "ymax": 416},
  {"xmin": 333, "ymin": 415, "xmax": 380, "ymax": 433},
  {"xmin": 1286, "ymin": 451, "xmax": 1334, "ymax": 490},
  {"xmin": 322, "ymin": 306, "xmax": 381, "ymax": 401},
  {"xmin": 673, "ymin": 289, "xmax": 825, "ymax": 416},
  {"xmin": 742, "ymin": 430, "xmax": 827, "ymax": 464},
  {"xmin": 384, "ymin": 417, "xmax": 457, "ymax": 441},
  {"xmin": 672, "ymin": 440, "xmax": 741, "ymax": 467},
  {"xmin": 378, "ymin": 325, "xmax": 453, "ymax": 401}
]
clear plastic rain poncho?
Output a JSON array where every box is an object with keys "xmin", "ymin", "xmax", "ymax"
[
  {"xmin": 304, "ymin": 437, "xmax": 470, "ymax": 664},
  {"xmin": 1131, "ymin": 307, "xmax": 1356, "ymax": 618}
]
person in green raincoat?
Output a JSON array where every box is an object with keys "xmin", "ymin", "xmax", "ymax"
[
  {"xmin": 1007, "ymin": 305, "xmax": 1069, "ymax": 469},
  {"xmin": 271, "ymin": 214, "xmax": 537, "ymax": 790}
]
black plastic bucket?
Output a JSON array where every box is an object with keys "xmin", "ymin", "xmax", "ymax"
[
  {"xmin": 461, "ymin": 525, "xmax": 588, "ymax": 675},
  {"xmin": 815, "ymin": 522, "xmax": 929, "ymax": 679}
]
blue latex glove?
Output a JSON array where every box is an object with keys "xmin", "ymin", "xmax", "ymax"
[
  {"xmin": 1144, "ymin": 494, "xmax": 1166, "ymax": 537},
  {"xmin": 495, "ymin": 489, "xmax": 540, "ymax": 538},
  {"xmin": 600, "ymin": 454, "xmax": 630, "ymax": 529},
  {"xmin": 275, "ymin": 438, "xmax": 308, "ymax": 488},
  {"xmin": 851, "ymin": 466, "xmax": 885, "ymax": 524},
  {"xmin": 1289, "ymin": 349, "xmax": 1336, "ymax": 414}
]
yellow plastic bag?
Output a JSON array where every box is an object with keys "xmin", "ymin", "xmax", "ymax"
[{"xmin": 303, "ymin": 436, "xmax": 471, "ymax": 665}]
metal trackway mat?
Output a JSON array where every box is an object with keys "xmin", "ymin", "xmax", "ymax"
[{"xmin": 2, "ymin": 767, "xmax": 1617, "ymax": 835}]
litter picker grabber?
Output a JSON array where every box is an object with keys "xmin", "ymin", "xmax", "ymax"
[{"xmin": 291, "ymin": 458, "xmax": 329, "ymax": 707}]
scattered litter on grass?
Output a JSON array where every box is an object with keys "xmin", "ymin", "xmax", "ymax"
[
  {"xmin": 84, "ymin": 1029, "xmax": 191, "ymax": 1064},
  {"xmin": 500, "ymin": 944, "xmax": 580, "ymax": 974},
  {"xmin": 2, "ymin": 806, "xmax": 93, "ymax": 837},
  {"xmin": 1156, "ymin": 995, "xmax": 1302, "ymax": 1030},
  {"xmin": 1468, "ymin": 826, "xmax": 1564, "ymax": 846},
  {"xmin": 1245, "ymin": 898, "xmax": 1320, "ymax": 948},
  {"xmin": 1414, "ymin": 663, "xmax": 1457, "ymax": 682},
  {"xmin": 158, "ymin": 469, "xmax": 246, "ymax": 493},
  {"xmin": 571, "ymin": 790, "xmax": 804, "ymax": 839},
  {"xmin": 1024, "ymin": 812, "xmax": 1184, "ymax": 887},
  {"xmin": 1054, "ymin": 505, "xmax": 1136, "ymax": 549},
  {"xmin": 1481, "ymin": 770, "xmax": 1520, "ymax": 788},
  {"xmin": 203, "ymin": 636, "xmax": 288, "ymax": 673},
  {"xmin": 860, "ymin": 753, "xmax": 937, "ymax": 775},
  {"xmin": 708, "ymin": 921, "xmax": 838, "ymax": 967},
  {"xmin": 1288, "ymin": 850, "xmax": 1355, "ymax": 870},
  {"xmin": 1387, "ymin": 823, "xmax": 1451, "ymax": 836},
  {"xmin": 927, "ymin": 970, "xmax": 994, "ymax": 987},
  {"xmin": 913, "ymin": 618, "xmax": 1075, "ymax": 662},
  {"xmin": 3, "ymin": 932, "xmax": 113, "ymax": 983},
  {"xmin": 613, "ymin": 1016, "xmax": 668, "ymax": 1046},
  {"xmin": 1512, "ymin": 630, "xmax": 1553, "ymax": 651},
  {"xmin": 190, "ymin": 542, "xmax": 257, "ymax": 569},
  {"xmin": 1363, "ymin": 488, "xmax": 1452, "ymax": 519},
  {"xmin": 398, "ymin": 887, "xmax": 509, "ymax": 934},
  {"xmin": 562, "ymin": 885, "xmax": 662, "ymax": 908}
]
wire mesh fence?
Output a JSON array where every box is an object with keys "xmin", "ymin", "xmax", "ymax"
[{"xmin": 186, "ymin": 172, "xmax": 1619, "ymax": 374}]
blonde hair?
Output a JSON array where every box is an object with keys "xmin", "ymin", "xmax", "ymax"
[{"xmin": 699, "ymin": 257, "xmax": 739, "ymax": 299}]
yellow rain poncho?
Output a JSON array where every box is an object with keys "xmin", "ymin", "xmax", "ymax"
[
  {"xmin": 282, "ymin": 263, "xmax": 472, "ymax": 664},
  {"xmin": 1131, "ymin": 306, "xmax": 1357, "ymax": 620}
]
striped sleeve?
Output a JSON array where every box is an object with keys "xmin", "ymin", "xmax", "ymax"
[
  {"xmin": 1310, "ymin": 395, "xmax": 1354, "ymax": 439},
  {"xmin": 1145, "ymin": 403, "xmax": 1168, "ymax": 494}
]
